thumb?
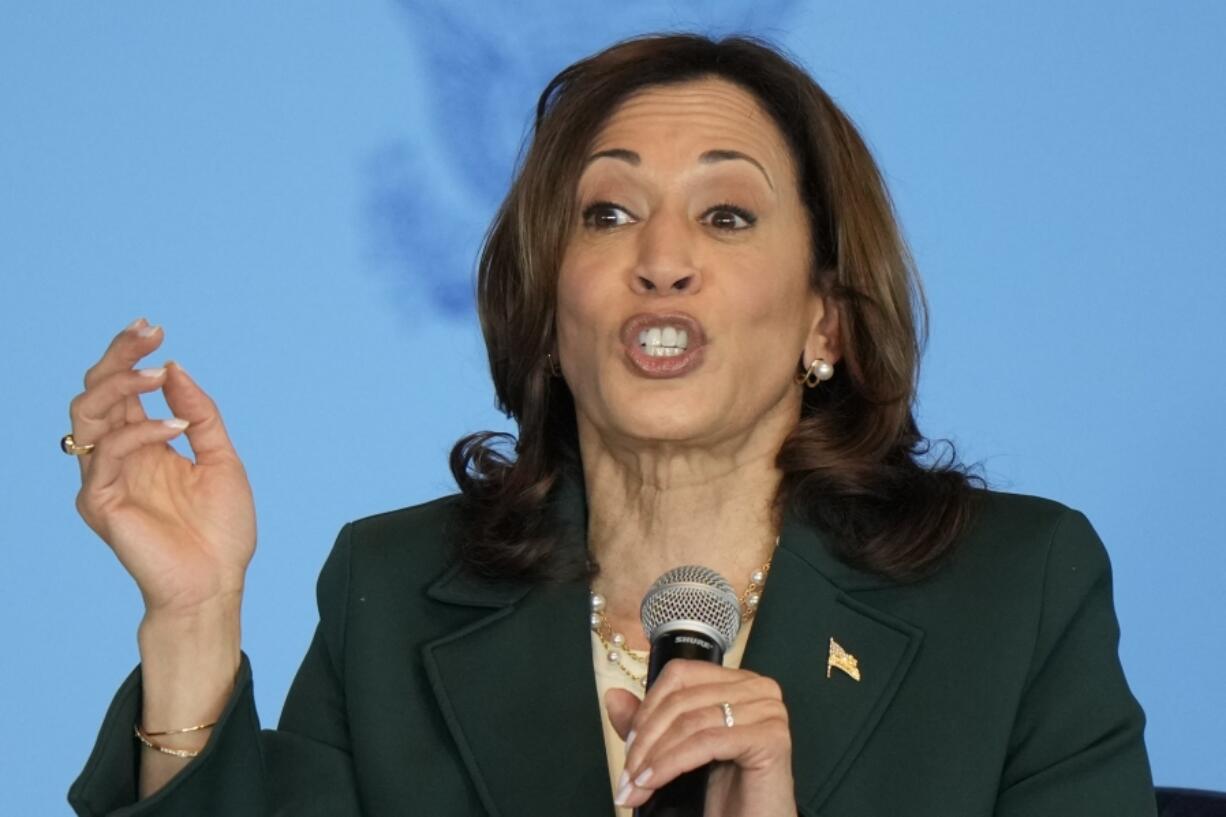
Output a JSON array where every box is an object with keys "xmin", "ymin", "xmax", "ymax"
[
  {"xmin": 604, "ymin": 688, "xmax": 642, "ymax": 742},
  {"xmin": 161, "ymin": 360, "xmax": 237, "ymax": 465}
]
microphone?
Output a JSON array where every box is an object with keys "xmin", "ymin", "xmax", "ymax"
[{"xmin": 635, "ymin": 565, "xmax": 743, "ymax": 817}]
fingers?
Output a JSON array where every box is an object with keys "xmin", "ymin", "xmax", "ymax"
[
  {"xmin": 67, "ymin": 320, "xmax": 238, "ymax": 488},
  {"xmin": 647, "ymin": 698, "xmax": 790, "ymax": 771},
  {"xmin": 160, "ymin": 361, "xmax": 238, "ymax": 465},
  {"xmin": 622, "ymin": 672, "xmax": 763, "ymax": 780},
  {"xmin": 84, "ymin": 317, "xmax": 164, "ymax": 392},
  {"xmin": 604, "ymin": 688, "xmax": 642, "ymax": 742},
  {"xmin": 614, "ymin": 661, "xmax": 789, "ymax": 808},
  {"xmin": 71, "ymin": 318, "xmax": 164, "ymax": 476},
  {"xmin": 633, "ymin": 661, "xmax": 780, "ymax": 742},
  {"xmin": 78, "ymin": 417, "xmax": 190, "ymax": 499},
  {"xmin": 618, "ymin": 719, "xmax": 792, "ymax": 810},
  {"xmin": 69, "ymin": 367, "xmax": 169, "ymax": 452},
  {"xmin": 86, "ymin": 318, "xmax": 164, "ymax": 429}
]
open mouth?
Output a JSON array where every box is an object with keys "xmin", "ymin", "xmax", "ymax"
[{"xmin": 620, "ymin": 312, "xmax": 707, "ymax": 377}]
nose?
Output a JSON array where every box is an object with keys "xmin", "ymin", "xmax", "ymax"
[{"xmin": 629, "ymin": 209, "xmax": 702, "ymax": 296}]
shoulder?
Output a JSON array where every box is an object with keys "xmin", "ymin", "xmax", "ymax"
[
  {"xmin": 937, "ymin": 494, "xmax": 1152, "ymax": 802},
  {"xmin": 314, "ymin": 493, "xmax": 466, "ymax": 611},
  {"xmin": 837, "ymin": 496, "xmax": 1153, "ymax": 806},
  {"xmin": 347, "ymin": 493, "xmax": 463, "ymax": 555},
  {"xmin": 855, "ymin": 488, "xmax": 1117, "ymax": 649},
  {"xmin": 345, "ymin": 492, "xmax": 465, "ymax": 576},
  {"xmin": 308, "ymin": 492, "xmax": 505, "ymax": 651},
  {"xmin": 946, "ymin": 487, "xmax": 1112, "ymax": 592},
  {"xmin": 955, "ymin": 489, "xmax": 1122, "ymax": 666}
]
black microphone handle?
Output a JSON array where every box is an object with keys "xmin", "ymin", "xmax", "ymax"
[{"xmin": 635, "ymin": 629, "xmax": 726, "ymax": 817}]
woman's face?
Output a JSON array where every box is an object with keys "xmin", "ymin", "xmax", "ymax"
[{"xmin": 556, "ymin": 76, "xmax": 835, "ymax": 451}]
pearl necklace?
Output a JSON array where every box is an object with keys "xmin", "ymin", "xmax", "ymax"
[{"xmin": 588, "ymin": 538, "xmax": 778, "ymax": 689}]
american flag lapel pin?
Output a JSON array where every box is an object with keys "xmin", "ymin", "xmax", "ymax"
[{"xmin": 827, "ymin": 637, "xmax": 861, "ymax": 681}]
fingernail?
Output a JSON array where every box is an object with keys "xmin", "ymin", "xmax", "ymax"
[
  {"xmin": 616, "ymin": 769, "xmax": 629, "ymax": 792},
  {"xmin": 614, "ymin": 780, "xmax": 632, "ymax": 806},
  {"xmin": 138, "ymin": 367, "xmax": 167, "ymax": 378},
  {"xmin": 137, "ymin": 323, "xmax": 160, "ymax": 338},
  {"xmin": 163, "ymin": 418, "xmax": 189, "ymax": 430},
  {"xmin": 126, "ymin": 317, "xmax": 147, "ymax": 332},
  {"xmin": 625, "ymin": 729, "xmax": 636, "ymax": 752},
  {"xmin": 634, "ymin": 767, "xmax": 653, "ymax": 787}
]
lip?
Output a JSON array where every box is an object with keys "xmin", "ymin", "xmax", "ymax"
[{"xmin": 619, "ymin": 311, "xmax": 708, "ymax": 379}]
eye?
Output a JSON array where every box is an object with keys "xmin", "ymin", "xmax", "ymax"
[
  {"xmin": 702, "ymin": 202, "xmax": 757, "ymax": 231},
  {"xmin": 581, "ymin": 200, "xmax": 636, "ymax": 230}
]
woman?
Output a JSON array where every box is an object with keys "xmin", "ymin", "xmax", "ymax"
[{"xmin": 65, "ymin": 33, "xmax": 1156, "ymax": 816}]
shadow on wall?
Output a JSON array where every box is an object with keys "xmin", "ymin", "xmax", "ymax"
[{"xmin": 364, "ymin": 0, "xmax": 803, "ymax": 321}]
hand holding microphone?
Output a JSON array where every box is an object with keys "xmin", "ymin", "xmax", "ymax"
[{"xmin": 604, "ymin": 566, "xmax": 797, "ymax": 817}]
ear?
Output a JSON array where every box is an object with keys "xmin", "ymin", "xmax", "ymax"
[{"xmin": 802, "ymin": 292, "xmax": 842, "ymax": 366}]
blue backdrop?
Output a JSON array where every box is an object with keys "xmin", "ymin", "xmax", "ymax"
[{"xmin": 2, "ymin": 3, "xmax": 1222, "ymax": 812}]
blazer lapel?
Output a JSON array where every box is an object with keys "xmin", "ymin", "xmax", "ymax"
[
  {"xmin": 741, "ymin": 509, "xmax": 924, "ymax": 815},
  {"xmin": 420, "ymin": 461, "xmax": 923, "ymax": 817},
  {"xmin": 421, "ymin": 470, "xmax": 613, "ymax": 817}
]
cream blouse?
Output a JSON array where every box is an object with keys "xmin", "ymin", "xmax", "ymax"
[{"xmin": 591, "ymin": 619, "xmax": 756, "ymax": 816}]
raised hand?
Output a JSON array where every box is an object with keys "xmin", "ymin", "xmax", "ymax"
[
  {"xmin": 69, "ymin": 317, "xmax": 256, "ymax": 618},
  {"xmin": 68, "ymin": 317, "xmax": 259, "ymax": 792}
]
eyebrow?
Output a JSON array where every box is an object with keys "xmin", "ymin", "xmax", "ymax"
[{"xmin": 583, "ymin": 147, "xmax": 774, "ymax": 191}]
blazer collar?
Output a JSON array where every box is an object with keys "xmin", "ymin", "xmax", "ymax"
[{"xmin": 422, "ymin": 464, "xmax": 923, "ymax": 817}]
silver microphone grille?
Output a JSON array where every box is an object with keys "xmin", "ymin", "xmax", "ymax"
[{"xmin": 640, "ymin": 565, "xmax": 742, "ymax": 652}]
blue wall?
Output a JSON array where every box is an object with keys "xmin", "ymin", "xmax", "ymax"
[{"xmin": 2, "ymin": 3, "xmax": 1222, "ymax": 811}]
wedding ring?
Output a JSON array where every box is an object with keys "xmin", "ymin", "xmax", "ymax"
[
  {"xmin": 61, "ymin": 433, "xmax": 95, "ymax": 456},
  {"xmin": 720, "ymin": 701, "xmax": 734, "ymax": 728}
]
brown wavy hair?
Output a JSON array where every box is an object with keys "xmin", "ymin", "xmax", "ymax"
[{"xmin": 449, "ymin": 32, "xmax": 985, "ymax": 584}]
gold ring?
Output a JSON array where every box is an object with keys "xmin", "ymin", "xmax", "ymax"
[
  {"xmin": 61, "ymin": 433, "xmax": 95, "ymax": 456},
  {"xmin": 720, "ymin": 701, "xmax": 734, "ymax": 728}
]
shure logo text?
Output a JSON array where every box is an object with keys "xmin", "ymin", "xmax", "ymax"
[{"xmin": 675, "ymin": 635, "xmax": 713, "ymax": 650}]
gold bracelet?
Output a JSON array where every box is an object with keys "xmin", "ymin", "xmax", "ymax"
[
  {"xmin": 142, "ymin": 720, "xmax": 217, "ymax": 737},
  {"xmin": 133, "ymin": 722, "xmax": 216, "ymax": 759}
]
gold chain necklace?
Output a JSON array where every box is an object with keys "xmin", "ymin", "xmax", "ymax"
[{"xmin": 588, "ymin": 538, "xmax": 777, "ymax": 689}]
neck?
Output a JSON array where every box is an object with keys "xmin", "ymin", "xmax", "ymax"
[{"xmin": 578, "ymin": 418, "xmax": 788, "ymax": 640}]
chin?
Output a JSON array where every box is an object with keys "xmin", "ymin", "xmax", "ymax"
[{"xmin": 606, "ymin": 400, "xmax": 718, "ymax": 445}]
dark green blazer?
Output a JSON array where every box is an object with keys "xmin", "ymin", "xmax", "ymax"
[{"xmin": 69, "ymin": 476, "xmax": 1156, "ymax": 816}]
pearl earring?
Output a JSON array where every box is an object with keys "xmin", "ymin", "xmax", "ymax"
[{"xmin": 795, "ymin": 357, "xmax": 834, "ymax": 388}]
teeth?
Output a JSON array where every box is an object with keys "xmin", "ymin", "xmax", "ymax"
[{"xmin": 637, "ymin": 324, "xmax": 691, "ymax": 356}]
